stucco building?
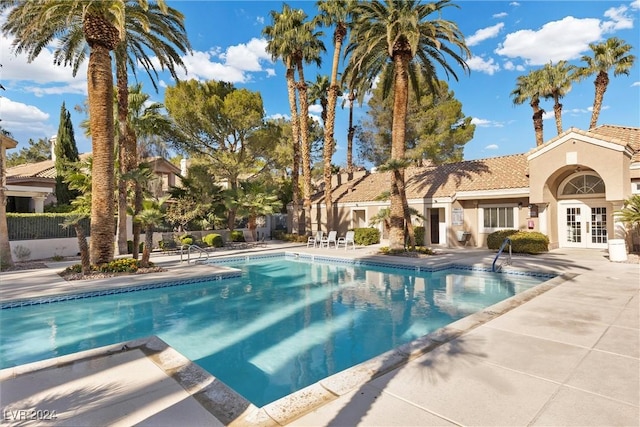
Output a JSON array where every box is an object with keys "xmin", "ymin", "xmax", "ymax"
[{"xmin": 309, "ymin": 125, "xmax": 640, "ymax": 251}]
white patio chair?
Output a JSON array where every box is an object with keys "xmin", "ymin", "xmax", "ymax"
[
  {"xmin": 307, "ymin": 230, "xmax": 323, "ymax": 248},
  {"xmin": 320, "ymin": 230, "xmax": 338, "ymax": 248},
  {"xmin": 336, "ymin": 230, "xmax": 356, "ymax": 250}
]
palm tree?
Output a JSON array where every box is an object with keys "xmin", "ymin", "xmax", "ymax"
[
  {"xmin": 2, "ymin": 0, "xmax": 140, "ymax": 264},
  {"xmin": 264, "ymin": 5, "xmax": 324, "ymax": 235},
  {"xmin": 511, "ymin": 69, "xmax": 546, "ymax": 147},
  {"xmin": 47, "ymin": 2, "xmax": 189, "ymax": 256},
  {"xmin": 308, "ymin": 74, "xmax": 330, "ymax": 123},
  {"xmin": 343, "ymin": 0, "xmax": 470, "ymax": 250},
  {"xmin": 136, "ymin": 196, "xmax": 169, "ymax": 267},
  {"xmin": 576, "ymin": 37, "xmax": 635, "ymax": 130},
  {"xmin": 61, "ymin": 214, "xmax": 91, "ymax": 275},
  {"xmin": 264, "ymin": 5, "xmax": 303, "ymax": 234},
  {"xmin": 125, "ymin": 84, "xmax": 173, "ymax": 259},
  {"xmin": 540, "ymin": 61, "xmax": 576, "ymax": 135},
  {"xmin": 316, "ymin": 0, "xmax": 353, "ymax": 231},
  {"xmin": 236, "ymin": 181, "xmax": 283, "ymax": 241},
  {"xmin": 292, "ymin": 18, "xmax": 325, "ymax": 235}
]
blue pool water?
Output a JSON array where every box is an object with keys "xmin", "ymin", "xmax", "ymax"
[{"xmin": 0, "ymin": 255, "xmax": 551, "ymax": 406}]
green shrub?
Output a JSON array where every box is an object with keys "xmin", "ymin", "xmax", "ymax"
[
  {"xmin": 414, "ymin": 226, "xmax": 425, "ymax": 246},
  {"xmin": 511, "ymin": 231, "xmax": 549, "ymax": 254},
  {"xmin": 230, "ymin": 230, "xmax": 245, "ymax": 242},
  {"xmin": 203, "ymin": 233, "xmax": 224, "ymax": 248},
  {"xmin": 354, "ymin": 228, "xmax": 380, "ymax": 246},
  {"xmin": 60, "ymin": 258, "xmax": 155, "ymax": 276},
  {"xmin": 379, "ymin": 246, "xmax": 434, "ymax": 256},
  {"xmin": 486, "ymin": 229, "xmax": 519, "ymax": 249},
  {"xmin": 487, "ymin": 230, "xmax": 549, "ymax": 254}
]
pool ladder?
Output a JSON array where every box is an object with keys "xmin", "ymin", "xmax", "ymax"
[
  {"xmin": 492, "ymin": 238, "xmax": 512, "ymax": 272},
  {"xmin": 180, "ymin": 244, "xmax": 210, "ymax": 264}
]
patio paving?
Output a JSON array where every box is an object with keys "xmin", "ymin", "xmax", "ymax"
[{"xmin": 0, "ymin": 242, "xmax": 638, "ymax": 426}]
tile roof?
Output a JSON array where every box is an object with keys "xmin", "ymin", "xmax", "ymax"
[
  {"xmin": 7, "ymin": 153, "xmax": 92, "ymax": 180},
  {"xmin": 313, "ymin": 154, "xmax": 529, "ymax": 204},
  {"xmin": 526, "ymin": 125, "xmax": 640, "ymax": 161}
]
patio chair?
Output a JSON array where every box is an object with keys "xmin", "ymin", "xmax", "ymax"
[
  {"xmin": 307, "ymin": 230, "xmax": 323, "ymax": 248},
  {"xmin": 320, "ymin": 230, "xmax": 338, "ymax": 248},
  {"xmin": 336, "ymin": 230, "xmax": 356, "ymax": 250}
]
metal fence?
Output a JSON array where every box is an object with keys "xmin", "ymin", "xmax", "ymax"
[{"xmin": 7, "ymin": 214, "xmax": 92, "ymax": 241}]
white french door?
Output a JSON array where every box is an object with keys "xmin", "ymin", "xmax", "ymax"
[{"xmin": 560, "ymin": 201, "xmax": 608, "ymax": 249}]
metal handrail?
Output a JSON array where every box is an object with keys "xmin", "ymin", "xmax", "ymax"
[
  {"xmin": 492, "ymin": 237, "xmax": 512, "ymax": 272},
  {"xmin": 180, "ymin": 244, "xmax": 209, "ymax": 264}
]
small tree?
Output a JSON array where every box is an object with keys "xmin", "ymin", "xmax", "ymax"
[
  {"xmin": 61, "ymin": 214, "xmax": 91, "ymax": 275},
  {"xmin": 54, "ymin": 102, "xmax": 81, "ymax": 205},
  {"xmin": 236, "ymin": 181, "xmax": 282, "ymax": 240},
  {"xmin": 136, "ymin": 196, "xmax": 169, "ymax": 267}
]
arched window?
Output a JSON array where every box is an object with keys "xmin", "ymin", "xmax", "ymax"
[{"xmin": 560, "ymin": 173, "xmax": 605, "ymax": 196}]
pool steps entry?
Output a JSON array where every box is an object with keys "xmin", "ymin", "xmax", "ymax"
[
  {"xmin": 180, "ymin": 244, "xmax": 210, "ymax": 264},
  {"xmin": 492, "ymin": 238, "xmax": 513, "ymax": 272}
]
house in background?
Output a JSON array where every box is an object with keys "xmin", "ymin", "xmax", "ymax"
[
  {"xmin": 5, "ymin": 153, "xmax": 182, "ymax": 213},
  {"xmin": 310, "ymin": 125, "xmax": 640, "ymax": 251}
]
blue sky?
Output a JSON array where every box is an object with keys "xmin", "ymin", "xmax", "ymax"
[{"xmin": 1, "ymin": 0, "xmax": 638, "ymax": 167}]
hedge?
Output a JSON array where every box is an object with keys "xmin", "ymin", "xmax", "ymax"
[{"xmin": 487, "ymin": 229, "xmax": 549, "ymax": 254}]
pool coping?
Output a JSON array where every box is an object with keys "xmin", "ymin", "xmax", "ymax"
[{"xmin": 0, "ymin": 252, "xmax": 572, "ymax": 426}]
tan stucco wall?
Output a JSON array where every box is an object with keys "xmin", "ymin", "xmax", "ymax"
[{"xmin": 529, "ymin": 136, "xmax": 631, "ymax": 203}]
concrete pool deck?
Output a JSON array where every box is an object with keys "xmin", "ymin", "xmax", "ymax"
[{"xmin": 0, "ymin": 242, "xmax": 638, "ymax": 426}]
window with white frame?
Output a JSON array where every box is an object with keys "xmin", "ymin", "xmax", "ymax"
[{"xmin": 481, "ymin": 206, "xmax": 515, "ymax": 230}]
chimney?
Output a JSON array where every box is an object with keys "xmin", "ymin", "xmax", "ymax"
[
  {"xmin": 49, "ymin": 135, "xmax": 57, "ymax": 161},
  {"xmin": 180, "ymin": 158, "xmax": 187, "ymax": 177}
]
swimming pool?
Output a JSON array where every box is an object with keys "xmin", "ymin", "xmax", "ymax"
[{"xmin": 0, "ymin": 253, "xmax": 554, "ymax": 407}]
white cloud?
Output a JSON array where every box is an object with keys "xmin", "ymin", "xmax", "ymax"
[
  {"xmin": 493, "ymin": 12, "xmax": 508, "ymax": 19},
  {"xmin": 256, "ymin": 16, "xmax": 265, "ymax": 25},
  {"xmin": 503, "ymin": 60, "xmax": 525, "ymax": 72},
  {"xmin": 308, "ymin": 104, "xmax": 323, "ymax": 114},
  {"xmin": 168, "ymin": 37, "xmax": 274, "ymax": 84},
  {"xmin": 467, "ymin": 55, "xmax": 500, "ymax": 75},
  {"xmin": 1, "ymin": 32, "xmax": 88, "ymax": 96},
  {"xmin": 267, "ymin": 113, "xmax": 290, "ymax": 121},
  {"xmin": 466, "ymin": 23, "xmax": 504, "ymax": 47},
  {"xmin": 631, "ymin": 81, "xmax": 640, "ymax": 87},
  {"xmin": 471, "ymin": 118, "xmax": 504, "ymax": 128},
  {"xmin": 509, "ymin": 2, "xmax": 520, "ymax": 6},
  {"xmin": 484, "ymin": 144, "xmax": 499, "ymax": 150},
  {"xmin": 0, "ymin": 97, "xmax": 53, "ymax": 138},
  {"xmin": 495, "ymin": 16, "xmax": 602, "ymax": 65},
  {"xmin": 542, "ymin": 111, "xmax": 555, "ymax": 120},
  {"xmin": 601, "ymin": 4, "xmax": 635, "ymax": 32}
]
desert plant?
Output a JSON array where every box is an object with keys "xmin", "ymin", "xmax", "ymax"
[{"xmin": 12, "ymin": 245, "xmax": 31, "ymax": 261}]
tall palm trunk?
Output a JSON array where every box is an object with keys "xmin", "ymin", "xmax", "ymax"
[
  {"xmin": 115, "ymin": 46, "xmax": 132, "ymax": 256},
  {"xmin": 141, "ymin": 224, "xmax": 153, "ymax": 267},
  {"xmin": 74, "ymin": 223, "xmax": 91, "ymax": 275},
  {"xmin": 531, "ymin": 99, "xmax": 544, "ymax": 146},
  {"xmin": 85, "ymin": 15, "xmax": 118, "ymax": 264},
  {"xmin": 389, "ymin": 52, "xmax": 411, "ymax": 250},
  {"xmin": 296, "ymin": 60, "xmax": 311, "ymax": 235},
  {"xmin": 590, "ymin": 71, "xmax": 609, "ymax": 129},
  {"xmin": 552, "ymin": 94, "xmax": 563, "ymax": 135},
  {"xmin": 286, "ymin": 66, "xmax": 301, "ymax": 234},
  {"xmin": 323, "ymin": 24, "xmax": 346, "ymax": 231},
  {"xmin": 346, "ymin": 89, "xmax": 356, "ymax": 181}
]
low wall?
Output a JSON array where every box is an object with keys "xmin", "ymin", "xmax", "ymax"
[{"xmin": 8, "ymin": 227, "xmax": 271, "ymax": 262}]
